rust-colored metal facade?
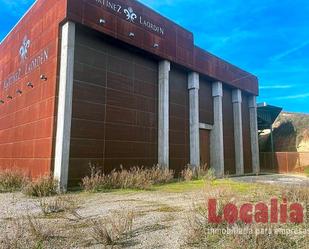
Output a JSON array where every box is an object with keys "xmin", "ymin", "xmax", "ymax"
[
  {"xmin": 242, "ymin": 93, "xmax": 253, "ymax": 173},
  {"xmin": 0, "ymin": 0, "xmax": 259, "ymax": 184},
  {"xmin": 69, "ymin": 27, "xmax": 160, "ymax": 184},
  {"xmin": 223, "ymin": 87, "xmax": 236, "ymax": 175},
  {"xmin": 260, "ymin": 152, "xmax": 309, "ymax": 174},
  {"xmin": 0, "ymin": 0, "xmax": 66, "ymax": 178}
]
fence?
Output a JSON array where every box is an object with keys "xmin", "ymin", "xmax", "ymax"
[{"xmin": 260, "ymin": 152, "xmax": 309, "ymax": 174}]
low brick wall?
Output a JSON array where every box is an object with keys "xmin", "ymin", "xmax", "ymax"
[{"xmin": 260, "ymin": 152, "xmax": 309, "ymax": 173}]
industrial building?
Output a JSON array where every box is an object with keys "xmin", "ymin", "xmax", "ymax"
[{"xmin": 0, "ymin": 0, "xmax": 260, "ymax": 189}]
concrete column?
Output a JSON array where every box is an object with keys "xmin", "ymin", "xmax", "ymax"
[
  {"xmin": 54, "ymin": 22, "xmax": 75, "ymax": 192},
  {"xmin": 188, "ymin": 72, "xmax": 200, "ymax": 169},
  {"xmin": 249, "ymin": 96, "xmax": 260, "ymax": 174},
  {"xmin": 210, "ymin": 82, "xmax": 224, "ymax": 177},
  {"xmin": 232, "ymin": 89, "xmax": 244, "ymax": 175},
  {"xmin": 158, "ymin": 60, "xmax": 170, "ymax": 169}
]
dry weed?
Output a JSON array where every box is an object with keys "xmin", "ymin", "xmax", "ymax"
[
  {"xmin": 90, "ymin": 211, "xmax": 135, "ymax": 246},
  {"xmin": 282, "ymin": 185, "xmax": 309, "ymax": 204},
  {"xmin": 82, "ymin": 165, "xmax": 174, "ymax": 192},
  {"xmin": 23, "ymin": 175, "xmax": 58, "ymax": 197},
  {"xmin": 0, "ymin": 169, "xmax": 29, "ymax": 192},
  {"xmin": 39, "ymin": 196, "xmax": 79, "ymax": 216},
  {"xmin": 181, "ymin": 165, "xmax": 216, "ymax": 182}
]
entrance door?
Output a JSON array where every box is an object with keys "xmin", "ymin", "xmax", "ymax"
[{"xmin": 200, "ymin": 129, "xmax": 210, "ymax": 169}]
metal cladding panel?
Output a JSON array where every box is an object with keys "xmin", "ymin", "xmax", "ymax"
[
  {"xmin": 200, "ymin": 129, "xmax": 210, "ymax": 169},
  {"xmin": 67, "ymin": 0, "xmax": 258, "ymax": 95},
  {"xmin": 199, "ymin": 77, "xmax": 213, "ymax": 125},
  {"xmin": 69, "ymin": 26, "xmax": 159, "ymax": 184},
  {"xmin": 0, "ymin": 0, "xmax": 66, "ymax": 178},
  {"xmin": 260, "ymin": 152, "xmax": 309, "ymax": 174},
  {"xmin": 169, "ymin": 65, "xmax": 190, "ymax": 174},
  {"xmin": 242, "ymin": 92, "xmax": 253, "ymax": 173}
]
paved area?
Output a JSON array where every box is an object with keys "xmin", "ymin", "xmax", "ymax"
[{"xmin": 232, "ymin": 174, "xmax": 309, "ymax": 187}]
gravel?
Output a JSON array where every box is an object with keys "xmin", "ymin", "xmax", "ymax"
[
  {"xmin": 0, "ymin": 189, "xmax": 204, "ymax": 248},
  {"xmin": 1, "ymin": 174, "xmax": 307, "ymax": 248}
]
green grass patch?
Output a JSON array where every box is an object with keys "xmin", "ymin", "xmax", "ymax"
[
  {"xmin": 78, "ymin": 179, "xmax": 260, "ymax": 194},
  {"xmin": 304, "ymin": 167, "xmax": 309, "ymax": 177},
  {"xmin": 152, "ymin": 179, "xmax": 205, "ymax": 193},
  {"xmin": 68, "ymin": 180, "xmax": 205, "ymax": 195},
  {"xmin": 211, "ymin": 179, "xmax": 259, "ymax": 194},
  {"xmin": 158, "ymin": 178, "xmax": 269, "ymax": 196},
  {"xmin": 70, "ymin": 177, "xmax": 272, "ymax": 196}
]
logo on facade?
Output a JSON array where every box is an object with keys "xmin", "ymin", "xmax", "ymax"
[
  {"xmin": 95, "ymin": 0, "xmax": 165, "ymax": 35},
  {"xmin": 19, "ymin": 36, "xmax": 31, "ymax": 61},
  {"xmin": 124, "ymin": 7, "xmax": 137, "ymax": 22}
]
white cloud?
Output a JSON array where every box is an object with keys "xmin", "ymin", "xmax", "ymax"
[
  {"xmin": 270, "ymin": 40, "xmax": 309, "ymax": 62},
  {"xmin": 260, "ymin": 85, "xmax": 293, "ymax": 89},
  {"xmin": 271, "ymin": 93, "xmax": 309, "ymax": 100}
]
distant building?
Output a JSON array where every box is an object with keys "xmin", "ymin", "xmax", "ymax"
[
  {"xmin": 0, "ymin": 0, "xmax": 259, "ymax": 190},
  {"xmin": 258, "ymin": 106, "xmax": 309, "ymax": 173}
]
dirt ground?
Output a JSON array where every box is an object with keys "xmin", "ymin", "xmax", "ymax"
[
  {"xmin": 0, "ymin": 174, "xmax": 308, "ymax": 249},
  {"xmin": 233, "ymin": 173, "xmax": 309, "ymax": 186},
  {"xmin": 0, "ymin": 188, "xmax": 204, "ymax": 248}
]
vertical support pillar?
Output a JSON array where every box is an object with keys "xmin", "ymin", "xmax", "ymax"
[
  {"xmin": 188, "ymin": 72, "xmax": 200, "ymax": 169},
  {"xmin": 249, "ymin": 96, "xmax": 260, "ymax": 174},
  {"xmin": 232, "ymin": 89, "xmax": 244, "ymax": 175},
  {"xmin": 210, "ymin": 82, "xmax": 224, "ymax": 177},
  {"xmin": 158, "ymin": 60, "xmax": 170, "ymax": 169},
  {"xmin": 54, "ymin": 22, "xmax": 75, "ymax": 192}
]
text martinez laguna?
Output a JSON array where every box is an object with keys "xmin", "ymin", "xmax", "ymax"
[
  {"xmin": 95, "ymin": 0, "xmax": 165, "ymax": 36},
  {"xmin": 2, "ymin": 49, "xmax": 49, "ymax": 90}
]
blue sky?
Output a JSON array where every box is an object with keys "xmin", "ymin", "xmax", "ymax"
[{"xmin": 1, "ymin": 0, "xmax": 308, "ymax": 113}]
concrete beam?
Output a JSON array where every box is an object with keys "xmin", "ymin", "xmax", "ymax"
[
  {"xmin": 158, "ymin": 60, "xmax": 170, "ymax": 169},
  {"xmin": 249, "ymin": 96, "xmax": 260, "ymax": 174},
  {"xmin": 188, "ymin": 72, "xmax": 200, "ymax": 169},
  {"xmin": 54, "ymin": 22, "xmax": 75, "ymax": 192},
  {"xmin": 232, "ymin": 89, "xmax": 244, "ymax": 175},
  {"xmin": 210, "ymin": 82, "xmax": 224, "ymax": 177}
]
